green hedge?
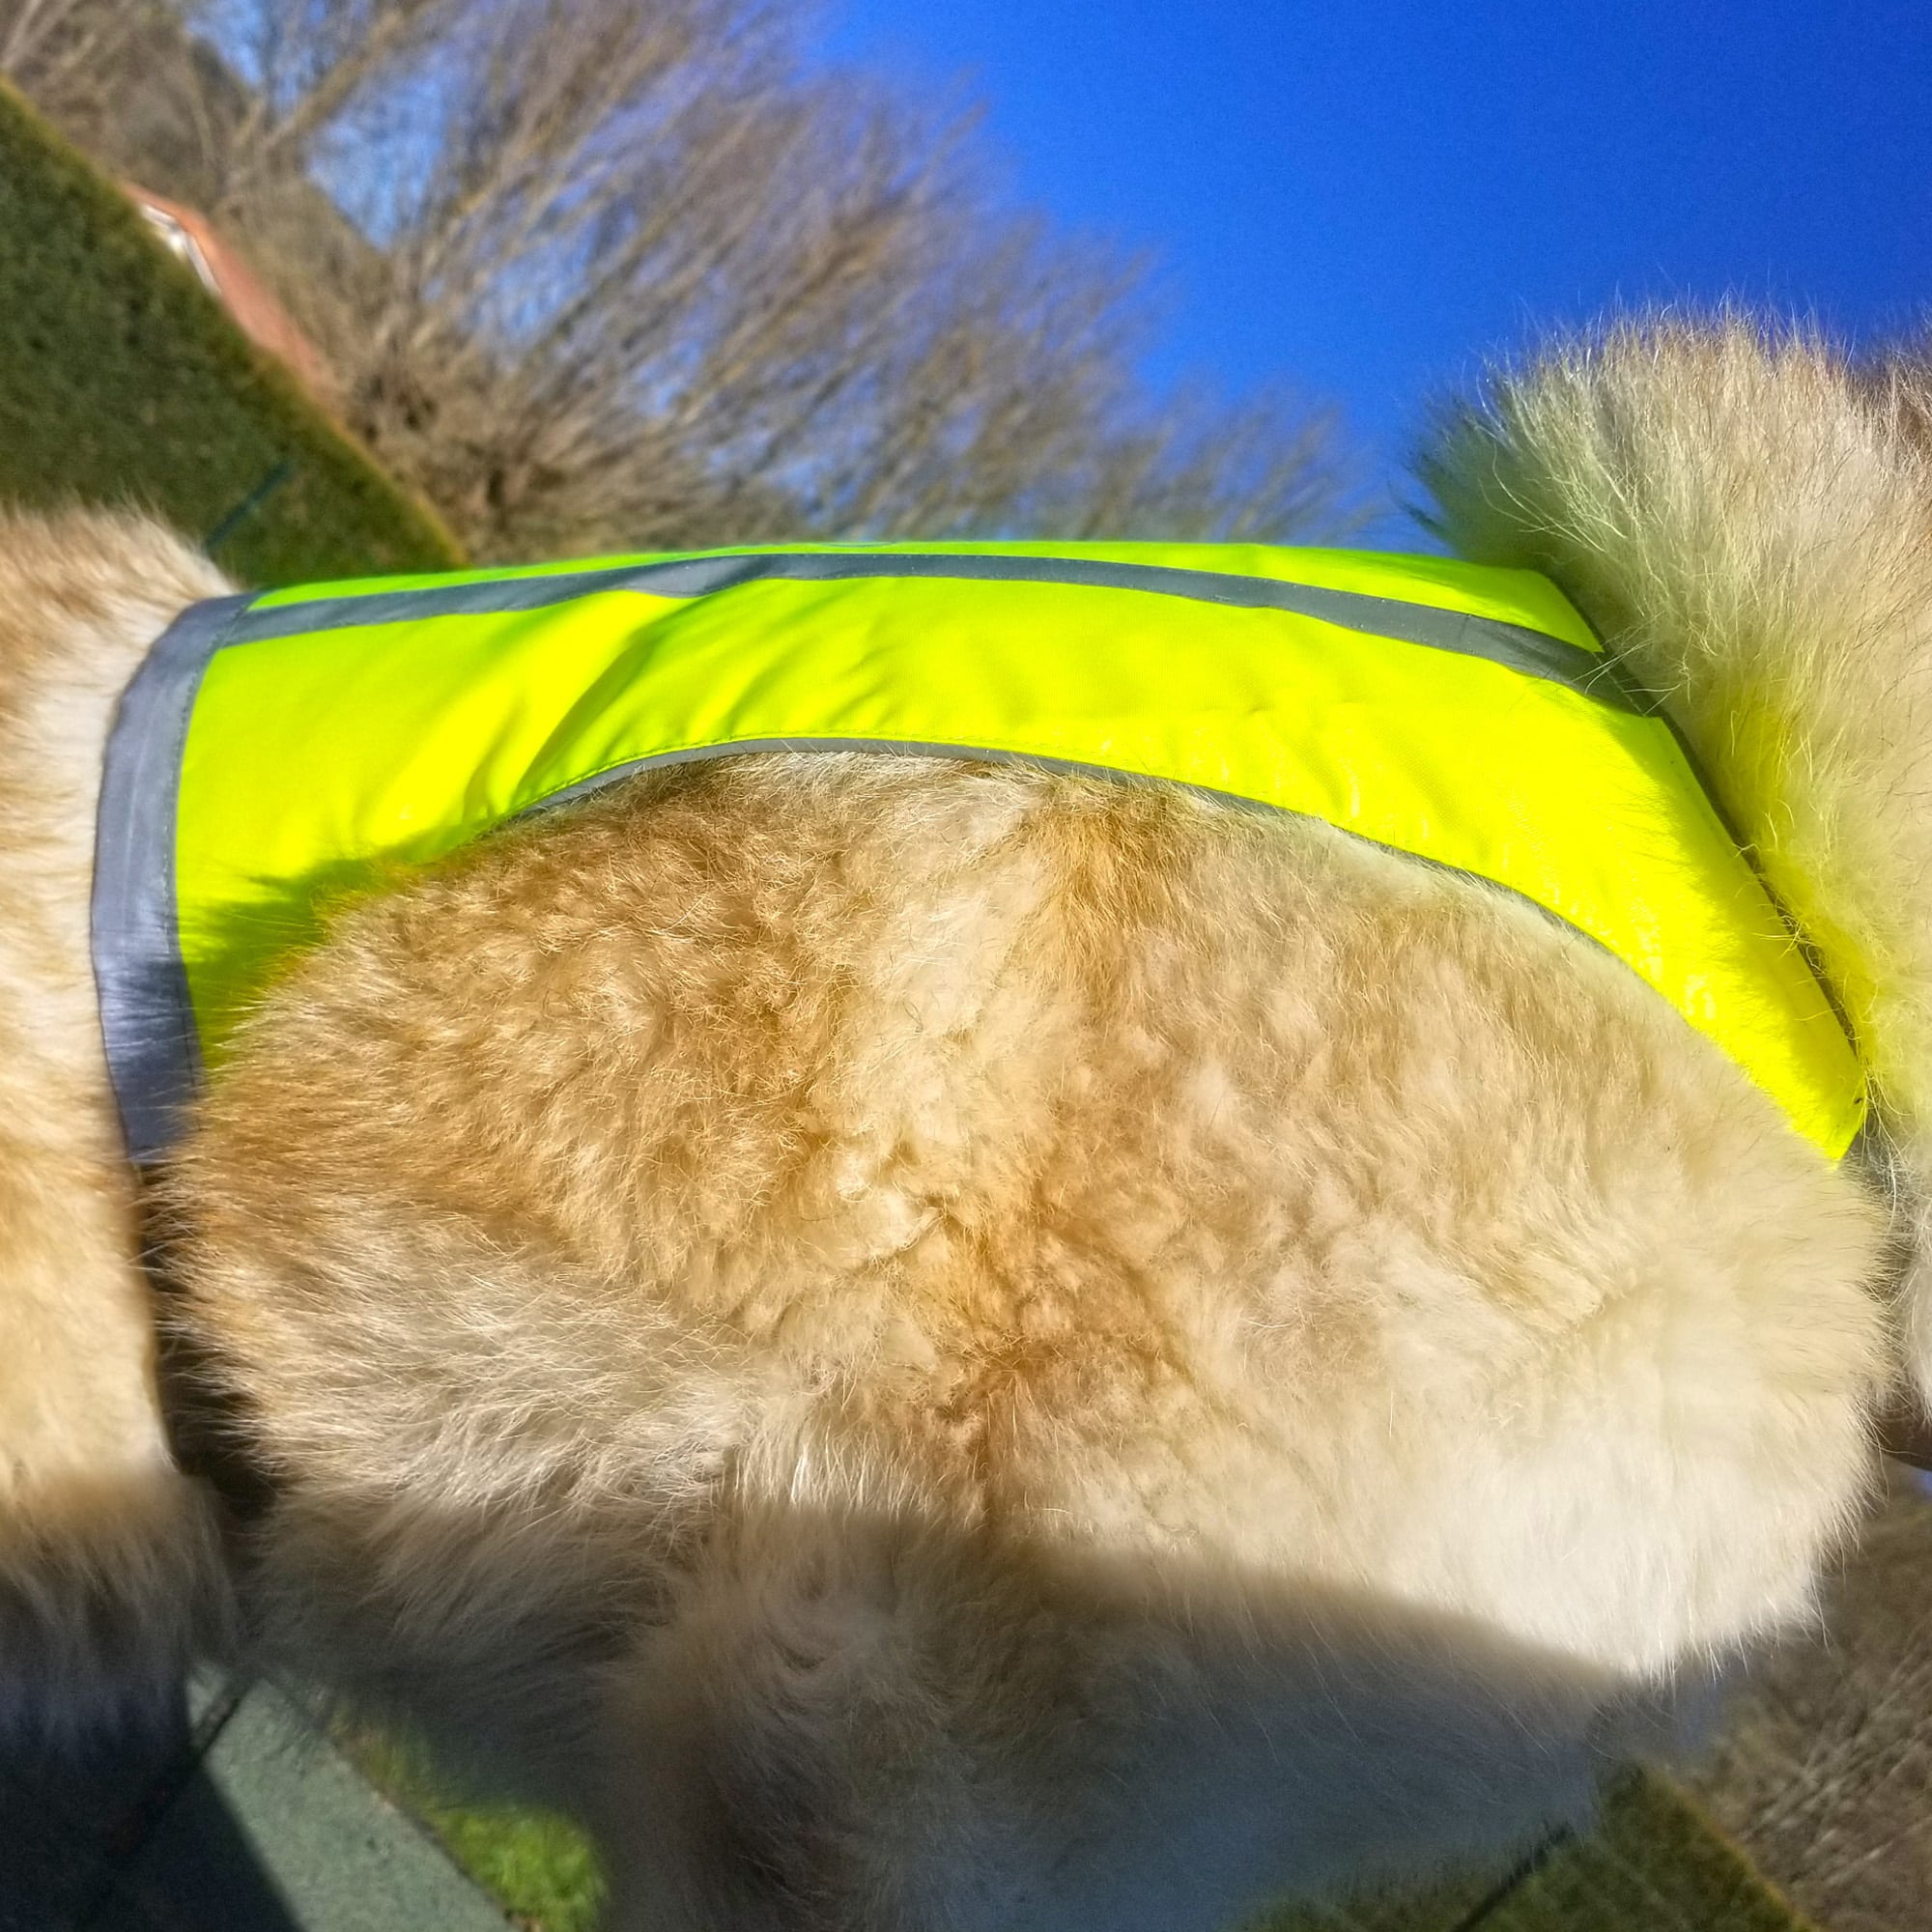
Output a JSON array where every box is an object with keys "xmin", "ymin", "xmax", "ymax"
[{"xmin": 0, "ymin": 82, "xmax": 461, "ymax": 584}]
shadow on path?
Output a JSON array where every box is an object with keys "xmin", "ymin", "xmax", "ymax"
[{"xmin": 0, "ymin": 1678, "xmax": 505, "ymax": 1932}]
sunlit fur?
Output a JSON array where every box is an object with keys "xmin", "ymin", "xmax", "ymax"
[
  {"xmin": 1422, "ymin": 317, "xmax": 1932, "ymax": 1409},
  {"xmin": 0, "ymin": 512, "xmax": 230, "ymax": 1734},
  {"xmin": 0, "ymin": 321, "xmax": 1918, "ymax": 1925}
]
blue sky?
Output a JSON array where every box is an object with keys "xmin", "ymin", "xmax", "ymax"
[{"xmin": 823, "ymin": 0, "xmax": 1932, "ymax": 508}]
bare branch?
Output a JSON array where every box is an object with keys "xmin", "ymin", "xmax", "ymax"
[{"xmin": 8, "ymin": 0, "xmax": 1357, "ymax": 558}]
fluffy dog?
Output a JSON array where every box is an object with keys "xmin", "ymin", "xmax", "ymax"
[{"xmin": 1, "ymin": 320, "xmax": 1926, "ymax": 1930}]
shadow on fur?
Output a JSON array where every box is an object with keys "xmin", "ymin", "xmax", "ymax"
[{"xmin": 243, "ymin": 1492, "xmax": 1702, "ymax": 1932}]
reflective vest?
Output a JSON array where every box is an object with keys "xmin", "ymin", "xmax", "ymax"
[{"xmin": 93, "ymin": 540, "xmax": 1866, "ymax": 1163}]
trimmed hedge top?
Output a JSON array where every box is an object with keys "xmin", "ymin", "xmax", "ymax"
[{"xmin": 0, "ymin": 81, "xmax": 461, "ymax": 584}]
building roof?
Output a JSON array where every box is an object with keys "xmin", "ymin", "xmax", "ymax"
[{"xmin": 126, "ymin": 184, "xmax": 338, "ymax": 408}]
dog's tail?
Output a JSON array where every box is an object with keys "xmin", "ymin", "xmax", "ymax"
[{"xmin": 1420, "ymin": 316, "xmax": 1932, "ymax": 1411}]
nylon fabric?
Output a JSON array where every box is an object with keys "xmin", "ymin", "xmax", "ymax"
[{"xmin": 94, "ymin": 540, "xmax": 1867, "ymax": 1162}]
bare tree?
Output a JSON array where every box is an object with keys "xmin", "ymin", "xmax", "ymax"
[
  {"xmin": 1, "ymin": 0, "xmax": 264, "ymax": 214},
  {"xmin": 0, "ymin": 0, "xmax": 168, "ymax": 158},
  {"xmin": 0, "ymin": 0, "xmax": 127, "ymax": 99},
  {"xmin": 10, "ymin": 0, "xmax": 1354, "ymax": 557}
]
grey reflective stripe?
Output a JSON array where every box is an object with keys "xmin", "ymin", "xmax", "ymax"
[
  {"xmin": 522, "ymin": 737, "xmax": 1259, "ymax": 816},
  {"xmin": 234, "ymin": 550, "xmax": 1635, "ymax": 711},
  {"xmin": 89, "ymin": 550, "xmax": 1622, "ymax": 1167},
  {"xmin": 91, "ymin": 593, "xmax": 248, "ymax": 1163},
  {"xmin": 526, "ymin": 737, "xmax": 1620, "ymax": 956}
]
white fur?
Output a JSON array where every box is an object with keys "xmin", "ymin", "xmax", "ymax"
[
  {"xmin": 1423, "ymin": 317, "xmax": 1932, "ymax": 1415},
  {"xmin": 0, "ymin": 512, "xmax": 230, "ymax": 1732},
  {"xmin": 0, "ymin": 326, "xmax": 1918, "ymax": 1925}
]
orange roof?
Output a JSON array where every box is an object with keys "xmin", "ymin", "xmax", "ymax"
[{"xmin": 125, "ymin": 185, "xmax": 339, "ymax": 408}]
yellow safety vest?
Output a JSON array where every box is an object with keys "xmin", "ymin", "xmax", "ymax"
[{"xmin": 92, "ymin": 540, "xmax": 1865, "ymax": 1163}]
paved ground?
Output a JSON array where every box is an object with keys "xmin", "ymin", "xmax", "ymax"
[
  {"xmin": 1692, "ymin": 1463, "xmax": 1932, "ymax": 1932},
  {"xmin": 1267, "ymin": 1768, "xmax": 1822, "ymax": 1932},
  {"xmin": 0, "ymin": 1675, "xmax": 508, "ymax": 1932}
]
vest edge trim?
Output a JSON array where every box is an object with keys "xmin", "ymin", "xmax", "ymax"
[
  {"xmin": 227, "ymin": 551, "xmax": 1638, "ymax": 712},
  {"xmin": 92, "ymin": 593, "xmax": 247, "ymax": 1163}
]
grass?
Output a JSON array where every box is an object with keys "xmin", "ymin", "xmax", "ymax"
[
  {"xmin": 337, "ymin": 1725, "xmax": 606, "ymax": 1932},
  {"xmin": 346, "ymin": 1737, "xmax": 1818, "ymax": 1932},
  {"xmin": 0, "ymin": 80, "xmax": 461, "ymax": 584},
  {"xmin": 1255, "ymin": 1770, "xmax": 1823, "ymax": 1932}
]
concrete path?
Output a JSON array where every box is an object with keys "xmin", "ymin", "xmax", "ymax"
[{"xmin": 0, "ymin": 1676, "xmax": 509, "ymax": 1932}]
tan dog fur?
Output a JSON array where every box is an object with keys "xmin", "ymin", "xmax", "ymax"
[
  {"xmin": 0, "ymin": 322, "xmax": 1921, "ymax": 1927},
  {"xmin": 0, "ymin": 515, "xmax": 229, "ymax": 1729}
]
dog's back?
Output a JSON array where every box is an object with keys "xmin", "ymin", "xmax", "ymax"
[
  {"xmin": 166, "ymin": 710, "xmax": 1885, "ymax": 1917},
  {"xmin": 0, "ymin": 323, "xmax": 1923, "ymax": 1927}
]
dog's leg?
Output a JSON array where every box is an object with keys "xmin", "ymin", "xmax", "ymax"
[{"xmin": 0, "ymin": 512, "xmax": 232, "ymax": 1732}]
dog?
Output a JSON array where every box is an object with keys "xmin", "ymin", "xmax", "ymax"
[{"xmin": 0, "ymin": 318, "xmax": 1924, "ymax": 1931}]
